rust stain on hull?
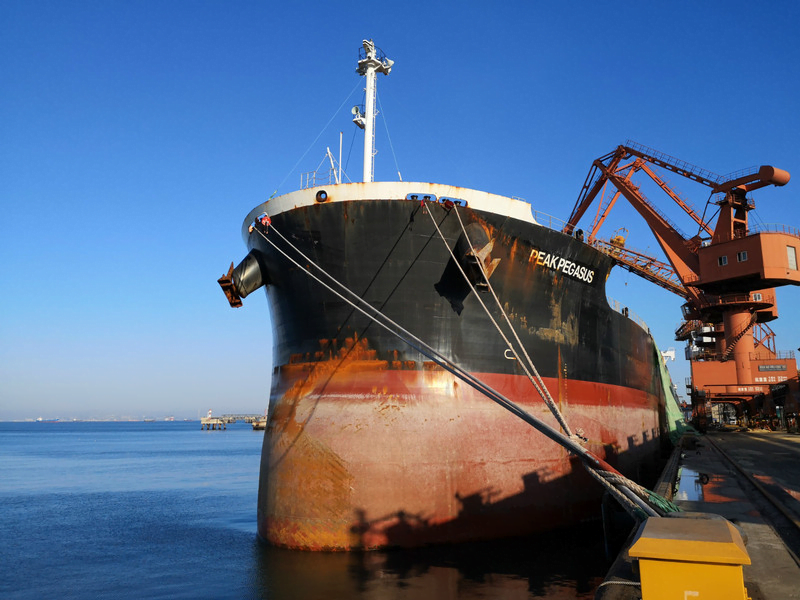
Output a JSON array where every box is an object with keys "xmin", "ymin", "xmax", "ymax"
[{"xmin": 259, "ymin": 356, "xmax": 663, "ymax": 550}]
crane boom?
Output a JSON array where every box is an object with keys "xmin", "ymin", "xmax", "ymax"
[{"xmin": 590, "ymin": 238, "xmax": 687, "ymax": 298}]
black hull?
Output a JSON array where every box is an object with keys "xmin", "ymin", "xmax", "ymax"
[{"xmin": 250, "ymin": 198, "xmax": 660, "ymax": 397}]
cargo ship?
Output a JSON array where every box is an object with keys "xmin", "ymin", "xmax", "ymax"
[{"xmin": 218, "ymin": 41, "xmax": 674, "ymax": 550}]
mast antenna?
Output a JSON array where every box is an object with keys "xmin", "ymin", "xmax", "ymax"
[{"xmin": 353, "ymin": 39, "xmax": 393, "ymax": 183}]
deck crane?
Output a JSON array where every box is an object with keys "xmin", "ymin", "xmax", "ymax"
[{"xmin": 564, "ymin": 141, "xmax": 800, "ymax": 426}]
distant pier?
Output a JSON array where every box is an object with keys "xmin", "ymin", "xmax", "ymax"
[
  {"xmin": 200, "ymin": 416, "xmax": 226, "ymax": 430},
  {"xmin": 200, "ymin": 413, "xmax": 263, "ymax": 430}
]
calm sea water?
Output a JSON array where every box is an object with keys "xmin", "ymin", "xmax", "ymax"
[{"xmin": 0, "ymin": 421, "xmax": 611, "ymax": 599}]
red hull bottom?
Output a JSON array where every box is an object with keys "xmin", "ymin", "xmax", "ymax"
[{"xmin": 257, "ymin": 364, "xmax": 662, "ymax": 550}]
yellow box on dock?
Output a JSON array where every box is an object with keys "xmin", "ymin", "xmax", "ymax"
[{"xmin": 628, "ymin": 516, "xmax": 750, "ymax": 600}]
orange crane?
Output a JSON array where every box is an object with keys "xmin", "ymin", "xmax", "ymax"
[{"xmin": 565, "ymin": 141, "xmax": 800, "ymax": 427}]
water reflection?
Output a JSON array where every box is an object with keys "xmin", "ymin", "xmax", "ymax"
[
  {"xmin": 673, "ymin": 467, "xmax": 706, "ymax": 502},
  {"xmin": 250, "ymin": 523, "xmax": 610, "ymax": 599}
]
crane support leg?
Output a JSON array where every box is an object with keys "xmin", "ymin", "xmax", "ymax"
[{"xmin": 723, "ymin": 310, "xmax": 756, "ymax": 385}]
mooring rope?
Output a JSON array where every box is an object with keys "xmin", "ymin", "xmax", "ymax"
[
  {"xmin": 255, "ymin": 222, "xmax": 607, "ymax": 466},
  {"xmin": 251, "ymin": 217, "xmax": 676, "ymax": 520},
  {"xmin": 429, "ymin": 203, "xmax": 682, "ymax": 518},
  {"xmin": 427, "ymin": 204, "xmax": 573, "ymax": 437},
  {"xmin": 422, "ymin": 202, "xmax": 667, "ymax": 520},
  {"xmin": 425, "ymin": 201, "xmax": 575, "ymax": 439},
  {"xmin": 595, "ymin": 580, "xmax": 642, "ymax": 590},
  {"xmin": 584, "ymin": 464, "xmax": 653, "ymax": 520}
]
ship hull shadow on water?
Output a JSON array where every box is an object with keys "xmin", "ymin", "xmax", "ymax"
[{"xmin": 252, "ymin": 520, "xmax": 615, "ymax": 599}]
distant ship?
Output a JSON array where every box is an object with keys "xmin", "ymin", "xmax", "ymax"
[{"xmin": 219, "ymin": 40, "xmax": 673, "ymax": 550}]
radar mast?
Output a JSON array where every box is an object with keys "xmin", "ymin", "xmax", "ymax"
[{"xmin": 354, "ymin": 40, "xmax": 393, "ymax": 183}]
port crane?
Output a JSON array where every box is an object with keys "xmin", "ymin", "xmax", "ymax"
[{"xmin": 564, "ymin": 141, "xmax": 800, "ymax": 426}]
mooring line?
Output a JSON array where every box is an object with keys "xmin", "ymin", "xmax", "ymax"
[
  {"xmin": 257, "ymin": 223, "xmax": 602, "ymax": 463},
  {"xmin": 424, "ymin": 201, "xmax": 575, "ymax": 439},
  {"xmin": 453, "ymin": 207, "xmax": 575, "ymax": 435},
  {"xmin": 252, "ymin": 218, "xmax": 670, "ymax": 519}
]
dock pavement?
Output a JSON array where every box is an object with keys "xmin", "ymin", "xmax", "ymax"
[{"xmin": 597, "ymin": 428, "xmax": 800, "ymax": 600}]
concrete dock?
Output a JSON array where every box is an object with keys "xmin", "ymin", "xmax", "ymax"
[
  {"xmin": 597, "ymin": 429, "xmax": 800, "ymax": 599},
  {"xmin": 200, "ymin": 416, "xmax": 226, "ymax": 430},
  {"xmin": 199, "ymin": 413, "xmax": 263, "ymax": 430}
]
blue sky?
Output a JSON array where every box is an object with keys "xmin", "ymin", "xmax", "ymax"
[{"xmin": 2, "ymin": 1, "xmax": 799, "ymax": 420}]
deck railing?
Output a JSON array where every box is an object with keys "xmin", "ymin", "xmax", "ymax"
[{"xmin": 608, "ymin": 298, "xmax": 650, "ymax": 333}]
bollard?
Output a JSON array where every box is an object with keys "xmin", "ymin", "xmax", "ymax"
[{"xmin": 628, "ymin": 516, "xmax": 750, "ymax": 600}]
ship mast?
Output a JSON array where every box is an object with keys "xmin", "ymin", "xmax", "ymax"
[{"xmin": 353, "ymin": 39, "xmax": 393, "ymax": 183}]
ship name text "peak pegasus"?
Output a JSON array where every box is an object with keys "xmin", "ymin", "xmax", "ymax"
[{"xmin": 529, "ymin": 248, "xmax": 595, "ymax": 284}]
